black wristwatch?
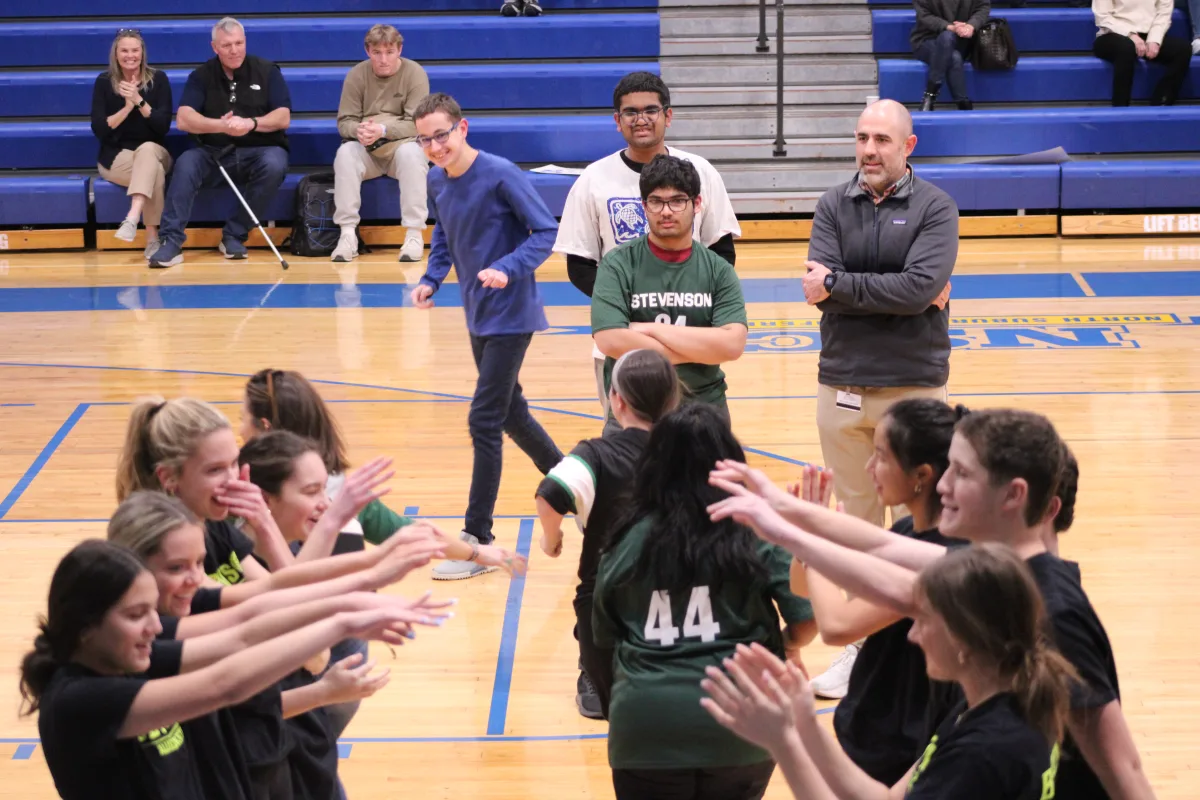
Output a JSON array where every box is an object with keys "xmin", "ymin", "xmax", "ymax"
[
  {"xmin": 824, "ymin": 272, "xmax": 838, "ymax": 293},
  {"xmin": 136, "ymin": 99, "xmax": 147, "ymax": 109}
]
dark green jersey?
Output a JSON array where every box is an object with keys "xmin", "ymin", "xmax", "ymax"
[
  {"xmin": 593, "ymin": 516, "xmax": 814, "ymax": 770},
  {"xmin": 591, "ymin": 237, "xmax": 748, "ymax": 407}
]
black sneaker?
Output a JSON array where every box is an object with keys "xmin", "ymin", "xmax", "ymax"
[
  {"xmin": 501, "ymin": 0, "xmax": 522, "ymax": 16},
  {"xmin": 575, "ymin": 670, "xmax": 603, "ymax": 720},
  {"xmin": 522, "ymin": 0, "xmax": 543, "ymax": 15}
]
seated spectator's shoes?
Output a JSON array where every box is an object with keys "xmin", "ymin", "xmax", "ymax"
[
  {"xmin": 219, "ymin": 238, "xmax": 249, "ymax": 260},
  {"xmin": 501, "ymin": 0, "xmax": 523, "ymax": 16},
  {"xmin": 148, "ymin": 241, "xmax": 184, "ymax": 269},
  {"xmin": 522, "ymin": 0, "xmax": 543, "ymax": 15},
  {"xmin": 331, "ymin": 230, "xmax": 359, "ymax": 263},
  {"xmin": 115, "ymin": 219, "xmax": 138, "ymax": 242},
  {"xmin": 956, "ymin": 99, "xmax": 974, "ymax": 110},
  {"xmin": 920, "ymin": 92, "xmax": 937, "ymax": 112},
  {"xmin": 143, "ymin": 239, "xmax": 160, "ymax": 261},
  {"xmin": 576, "ymin": 671, "xmax": 603, "ymax": 720},
  {"xmin": 399, "ymin": 231, "xmax": 424, "ymax": 262},
  {"xmin": 1193, "ymin": 38, "xmax": 1200, "ymax": 55}
]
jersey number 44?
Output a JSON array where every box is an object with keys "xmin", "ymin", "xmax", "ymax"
[{"xmin": 644, "ymin": 586, "xmax": 721, "ymax": 646}]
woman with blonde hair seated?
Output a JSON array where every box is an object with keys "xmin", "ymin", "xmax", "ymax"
[{"xmin": 91, "ymin": 29, "xmax": 173, "ymax": 257}]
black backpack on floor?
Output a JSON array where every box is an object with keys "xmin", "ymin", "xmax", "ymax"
[
  {"xmin": 288, "ymin": 172, "xmax": 339, "ymax": 257},
  {"xmin": 973, "ymin": 18, "xmax": 1019, "ymax": 71}
]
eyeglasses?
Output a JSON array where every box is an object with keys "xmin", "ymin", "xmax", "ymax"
[
  {"xmin": 619, "ymin": 105, "xmax": 665, "ymax": 123},
  {"xmin": 116, "ymin": 28, "xmax": 142, "ymax": 37},
  {"xmin": 644, "ymin": 195, "xmax": 693, "ymax": 213},
  {"xmin": 415, "ymin": 124, "xmax": 459, "ymax": 148}
]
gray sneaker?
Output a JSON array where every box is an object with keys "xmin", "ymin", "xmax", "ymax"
[
  {"xmin": 431, "ymin": 532, "xmax": 499, "ymax": 581},
  {"xmin": 115, "ymin": 219, "xmax": 138, "ymax": 242}
]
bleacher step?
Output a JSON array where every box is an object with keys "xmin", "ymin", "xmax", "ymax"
[
  {"xmin": 727, "ymin": 191, "xmax": 826, "ymax": 215},
  {"xmin": 672, "ymin": 83, "xmax": 879, "ymax": 107},
  {"xmin": 661, "ymin": 6, "xmax": 870, "ymax": 37},
  {"xmin": 671, "ymin": 105, "xmax": 862, "ymax": 138},
  {"xmin": 671, "ymin": 138, "xmax": 856, "ymax": 160},
  {"xmin": 662, "ymin": 33, "xmax": 872, "ymax": 56},
  {"xmin": 662, "ymin": 55, "xmax": 877, "ymax": 88}
]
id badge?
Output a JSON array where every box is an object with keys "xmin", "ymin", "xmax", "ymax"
[{"xmin": 835, "ymin": 390, "xmax": 863, "ymax": 412}]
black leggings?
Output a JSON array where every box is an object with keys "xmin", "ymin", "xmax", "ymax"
[
  {"xmin": 574, "ymin": 590, "xmax": 614, "ymax": 718},
  {"xmin": 1092, "ymin": 32, "xmax": 1192, "ymax": 106},
  {"xmin": 612, "ymin": 762, "xmax": 776, "ymax": 800}
]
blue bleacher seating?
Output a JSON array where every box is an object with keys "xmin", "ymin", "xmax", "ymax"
[
  {"xmin": 880, "ymin": 57, "xmax": 1199, "ymax": 103},
  {"xmin": 0, "ymin": 15, "xmax": 658, "ymax": 69},
  {"xmin": 872, "ymin": 8, "xmax": 1190, "ymax": 54},
  {"xmin": 918, "ymin": 164, "xmax": 1061, "ymax": 210},
  {"xmin": 0, "ymin": 0, "xmax": 654, "ymax": 16},
  {"xmin": 0, "ymin": 176, "xmax": 90, "ymax": 225},
  {"xmin": 92, "ymin": 172, "xmax": 580, "ymax": 223},
  {"xmin": 2, "ymin": 116, "xmax": 625, "ymax": 171},
  {"xmin": 911, "ymin": 107, "xmax": 1200, "ymax": 157},
  {"xmin": 1060, "ymin": 160, "xmax": 1200, "ymax": 209},
  {"xmin": 0, "ymin": 62, "xmax": 657, "ymax": 117}
]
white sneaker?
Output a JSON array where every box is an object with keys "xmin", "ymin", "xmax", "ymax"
[
  {"xmin": 115, "ymin": 219, "xmax": 138, "ymax": 242},
  {"xmin": 399, "ymin": 230, "xmax": 424, "ymax": 262},
  {"xmin": 1193, "ymin": 38, "xmax": 1200, "ymax": 55},
  {"xmin": 810, "ymin": 642, "xmax": 861, "ymax": 699},
  {"xmin": 143, "ymin": 239, "xmax": 159, "ymax": 260},
  {"xmin": 431, "ymin": 532, "xmax": 498, "ymax": 581},
  {"xmin": 331, "ymin": 230, "xmax": 358, "ymax": 263}
]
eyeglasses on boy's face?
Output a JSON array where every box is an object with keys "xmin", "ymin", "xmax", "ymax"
[
  {"xmin": 416, "ymin": 123, "xmax": 460, "ymax": 148},
  {"xmin": 644, "ymin": 195, "xmax": 693, "ymax": 213},
  {"xmin": 619, "ymin": 105, "xmax": 665, "ymax": 123}
]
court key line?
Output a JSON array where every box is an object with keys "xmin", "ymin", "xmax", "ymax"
[
  {"xmin": 487, "ymin": 518, "xmax": 535, "ymax": 736},
  {"xmin": 0, "ymin": 403, "xmax": 89, "ymax": 520}
]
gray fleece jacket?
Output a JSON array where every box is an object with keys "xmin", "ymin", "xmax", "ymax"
[{"xmin": 807, "ymin": 170, "xmax": 959, "ymax": 389}]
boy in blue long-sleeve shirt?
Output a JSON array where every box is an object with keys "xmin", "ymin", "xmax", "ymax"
[{"xmin": 410, "ymin": 93, "xmax": 564, "ymax": 580}]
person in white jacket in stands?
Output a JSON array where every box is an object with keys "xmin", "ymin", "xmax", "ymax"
[{"xmin": 1092, "ymin": 0, "xmax": 1192, "ymax": 106}]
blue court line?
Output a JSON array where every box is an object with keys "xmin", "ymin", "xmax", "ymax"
[
  {"xmin": 0, "ymin": 403, "xmax": 90, "ymax": 520},
  {"xmin": 0, "ymin": 403, "xmax": 35, "ymax": 407},
  {"xmin": 403, "ymin": 506, "xmax": 420, "ymax": 517},
  {"xmin": 11, "ymin": 744, "xmax": 35, "ymax": 760},
  {"xmin": 337, "ymin": 743, "xmax": 352, "ymax": 760},
  {"xmin": 487, "ymin": 518, "xmax": 535, "ymax": 736},
  {"xmin": 8, "ymin": 269, "xmax": 1200, "ymax": 314}
]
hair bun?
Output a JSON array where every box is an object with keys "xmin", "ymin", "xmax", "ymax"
[{"xmin": 954, "ymin": 404, "xmax": 971, "ymax": 420}]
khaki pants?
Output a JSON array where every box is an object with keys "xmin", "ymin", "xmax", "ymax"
[
  {"xmin": 97, "ymin": 142, "xmax": 172, "ymax": 226},
  {"xmin": 332, "ymin": 140, "xmax": 428, "ymax": 230},
  {"xmin": 816, "ymin": 383, "xmax": 949, "ymax": 527}
]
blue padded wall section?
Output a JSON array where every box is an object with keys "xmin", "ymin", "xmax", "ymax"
[
  {"xmin": 872, "ymin": 9, "xmax": 1189, "ymax": 54},
  {"xmin": 0, "ymin": 0, "xmax": 655, "ymax": 16},
  {"xmin": 0, "ymin": 15, "xmax": 659, "ymax": 68},
  {"xmin": 911, "ymin": 107, "xmax": 1200, "ymax": 157},
  {"xmin": 0, "ymin": 62, "xmax": 658, "ymax": 117},
  {"xmin": 918, "ymin": 164, "xmax": 1060, "ymax": 210},
  {"xmin": 1060, "ymin": 161, "xmax": 1200, "ymax": 209},
  {"xmin": 880, "ymin": 57, "xmax": 1199, "ymax": 103},
  {"xmin": 0, "ymin": 177, "xmax": 90, "ymax": 225}
]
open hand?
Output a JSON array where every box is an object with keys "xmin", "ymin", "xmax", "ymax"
[
  {"xmin": 709, "ymin": 459, "xmax": 796, "ymax": 513},
  {"xmin": 478, "ymin": 268, "xmax": 509, "ymax": 289},
  {"xmin": 318, "ymin": 652, "xmax": 391, "ymax": 704},
  {"xmin": 322, "ymin": 457, "xmax": 395, "ymax": 531},
  {"xmin": 787, "ymin": 464, "xmax": 835, "ymax": 508},
  {"xmin": 700, "ymin": 651, "xmax": 798, "ymax": 751},
  {"xmin": 706, "ymin": 482, "xmax": 799, "ymax": 547},
  {"xmin": 477, "ymin": 543, "xmax": 529, "ymax": 575}
]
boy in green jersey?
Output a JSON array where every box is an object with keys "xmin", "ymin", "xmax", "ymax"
[{"xmin": 591, "ymin": 155, "xmax": 747, "ymax": 431}]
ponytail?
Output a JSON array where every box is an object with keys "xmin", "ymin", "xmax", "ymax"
[
  {"xmin": 610, "ymin": 349, "xmax": 682, "ymax": 424},
  {"xmin": 116, "ymin": 396, "xmax": 168, "ymax": 502},
  {"xmin": 1012, "ymin": 637, "xmax": 1078, "ymax": 744},
  {"xmin": 19, "ymin": 625, "xmax": 60, "ymax": 714}
]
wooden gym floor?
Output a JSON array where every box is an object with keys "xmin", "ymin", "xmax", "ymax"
[{"xmin": 0, "ymin": 236, "xmax": 1198, "ymax": 798}]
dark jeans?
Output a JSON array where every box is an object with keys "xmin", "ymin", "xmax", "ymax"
[
  {"xmin": 465, "ymin": 333, "xmax": 563, "ymax": 544},
  {"xmin": 158, "ymin": 144, "xmax": 289, "ymax": 247},
  {"xmin": 574, "ymin": 590, "xmax": 614, "ymax": 718},
  {"xmin": 612, "ymin": 762, "xmax": 775, "ymax": 800},
  {"xmin": 1093, "ymin": 32, "xmax": 1192, "ymax": 106},
  {"xmin": 1179, "ymin": 0, "xmax": 1200, "ymax": 38},
  {"xmin": 914, "ymin": 30, "xmax": 973, "ymax": 101}
]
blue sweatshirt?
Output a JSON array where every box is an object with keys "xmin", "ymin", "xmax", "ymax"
[{"xmin": 419, "ymin": 150, "xmax": 557, "ymax": 337}]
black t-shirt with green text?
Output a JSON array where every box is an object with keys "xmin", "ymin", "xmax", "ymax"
[
  {"xmin": 591, "ymin": 237, "xmax": 747, "ymax": 407},
  {"xmin": 593, "ymin": 516, "xmax": 814, "ymax": 770}
]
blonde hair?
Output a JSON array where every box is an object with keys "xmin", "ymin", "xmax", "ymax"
[
  {"xmin": 108, "ymin": 30, "xmax": 156, "ymax": 96},
  {"xmin": 364, "ymin": 24, "xmax": 403, "ymax": 49},
  {"xmin": 107, "ymin": 491, "xmax": 200, "ymax": 560},
  {"xmin": 116, "ymin": 397, "xmax": 231, "ymax": 502}
]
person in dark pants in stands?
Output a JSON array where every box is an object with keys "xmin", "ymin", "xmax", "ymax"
[
  {"xmin": 91, "ymin": 29, "xmax": 173, "ymax": 260},
  {"xmin": 1093, "ymin": 0, "xmax": 1192, "ymax": 106},
  {"xmin": 910, "ymin": 0, "xmax": 989, "ymax": 111},
  {"xmin": 149, "ymin": 17, "xmax": 291, "ymax": 269}
]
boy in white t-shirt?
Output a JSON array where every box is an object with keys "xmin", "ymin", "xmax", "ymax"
[{"xmin": 554, "ymin": 71, "xmax": 741, "ymax": 417}]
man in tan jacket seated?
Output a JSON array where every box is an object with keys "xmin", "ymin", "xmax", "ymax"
[{"xmin": 332, "ymin": 24, "xmax": 430, "ymax": 263}]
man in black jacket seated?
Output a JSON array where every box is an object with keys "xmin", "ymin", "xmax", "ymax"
[{"xmin": 150, "ymin": 17, "xmax": 292, "ymax": 268}]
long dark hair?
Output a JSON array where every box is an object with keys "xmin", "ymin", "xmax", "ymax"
[
  {"xmin": 611, "ymin": 349, "xmax": 682, "ymax": 424},
  {"xmin": 238, "ymin": 429, "xmax": 321, "ymax": 497},
  {"xmin": 244, "ymin": 369, "xmax": 348, "ymax": 474},
  {"xmin": 918, "ymin": 543, "xmax": 1077, "ymax": 744},
  {"xmin": 883, "ymin": 399, "xmax": 968, "ymax": 521},
  {"xmin": 609, "ymin": 403, "xmax": 767, "ymax": 592},
  {"xmin": 20, "ymin": 540, "xmax": 147, "ymax": 714}
]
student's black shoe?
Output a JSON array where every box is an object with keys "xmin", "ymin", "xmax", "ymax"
[
  {"xmin": 522, "ymin": 0, "xmax": 543, "ymax": 14},
  {"xmin": 956, "ymin": 99, "xmax": 974, "ymax": 110},
  {"xmin": 920, "ymin": 92, "xmax": 938, "ymax": 112},
  {"xmin": 576, "ymin": 671, "xmax": 603, "ymax": 720},
  {"xmin": 501, "ymin": 0, "xmax": 523, "ymax": 16}
]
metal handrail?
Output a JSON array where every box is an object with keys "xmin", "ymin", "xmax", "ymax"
[{"xmin": 768, "ymin": 0, "xmax": 787, "ymax": 157}]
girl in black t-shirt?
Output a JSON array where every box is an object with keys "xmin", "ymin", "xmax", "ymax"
[
  {"xmin": 703, "ymin": 544, "xmax": 1075, "ymax": 800},
  {"xmin": 792, "ymin": 399, "xmax": 968, "ymax": 785},
  {"xmin": 21, "ymin": 540, "xmax": 440, "ymax": 800},
  {"xmin": 533, "ymin": 348, "xmax": 682, "ymax": 720},
  {"xmin": 117, "ymin": 396, "xmax": 295, "ymax": 583}
]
